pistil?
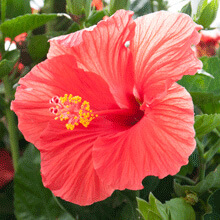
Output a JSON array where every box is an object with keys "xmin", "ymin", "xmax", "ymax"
[{"xmin": 49, "ymin": 94, "xmax": 98, "ymax": 130}]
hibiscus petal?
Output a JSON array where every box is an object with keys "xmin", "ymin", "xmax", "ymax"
[
  {"xmin": 11, "ymin": 55, "xmax": 118, "ymax": 146},
  {"xmin": 48, "ymin": 10, "xmax": 136, "ymax": 108},
  {"xmin": 47, "ymin": 27, "xmax": 87, "ymax": 59},
  {"xmin": 93, "ymin": 83, "xmax": 195, "ymax": 190},
  {"xmin": 130, "ymin": 11, "xmax": 202, "ymax": 104},
  {"xmin": 39, "ymin": 119, "xmax": 115, "ymax": 205}
]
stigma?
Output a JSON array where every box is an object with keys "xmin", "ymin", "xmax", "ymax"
[{"xmin": 49, "ymin": 94, "xmax": 98, "ymax": 130}]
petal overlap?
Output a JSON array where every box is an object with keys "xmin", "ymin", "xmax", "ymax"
[
  {"xmin": 11, "ymin": 54, "xmax": 119, "ymax": 146},
  {"xmin": 11, "ymin": 9, "xmax": 202, "ymax": 206},
  {"xmin": 48, "ymin": 10, "xmax": 137, "ymax": 108},
  {"xmin": 93, "ymin": 83, "xmax": 195, "ymax": 190},
  {"xmin": 39, "ymin": 119, "xmax": 116, "ymax": 205}
]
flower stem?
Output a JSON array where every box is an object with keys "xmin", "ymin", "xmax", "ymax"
[
  {"xmin": 1, "ymin": 0, "xmax": 19, "ymax": 171},
  {"xmin": 3, "ymin": 76, "xmax": 19, "ymax": 172},
  {"xmin": 5, "ymin": 107, "xmax": 19, "ymax": 172},
  {"xmin": 175, "ymin": 174, "xmax": 196, "ymax": 185},
  {"xmin": 136, "ymin": 190, "xmax": 140, "ymax": 198},
  {"xmin": 199, "ymin": 162, "xmax": 206, "ymax": 182},
  {"xmin": 196, "ymin": 137, "xmax": 206, "ymax": 181},
  {"xmin": 204, "ymin": 138, "xmax": 220, "ymax": 163}
]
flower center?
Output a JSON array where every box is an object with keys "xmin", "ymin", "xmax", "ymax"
[{"xmin": 49, "ymin": 94, "xmax": 98, "ymax": 130}]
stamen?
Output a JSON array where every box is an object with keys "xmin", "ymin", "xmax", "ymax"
[{"xmin": 49, "ymin": 94, "xmax": 98, "ymax": 130}]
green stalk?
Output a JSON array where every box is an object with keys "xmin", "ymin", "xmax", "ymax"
[
  {"xmin": 3, "ymin": 76, "xmax": 19, "ymax": 172},
  {"xmin": 204, "ymin": 138, "xmax": 220, "ymax": 163},
  {"xmin": 175, "ymin": 174, "xmax": 196, "ymax": 185},
  {"xmin": 196, "ymin": 137, "xmax": 206, "ymax": 181},
  {"xmin": 5, "ymin": 106, "xmax": 19, "ymax": 172},
  {"xmin": 199, "ymin": 162, "xmax": 206, "ymax": 182},
  {"xmin": 1, "ymin": 0, "xmax": 19, "ymax": 172},
  {"xmin": 136, "ymin": 190, "xmax": 140, "ymax": 198}
]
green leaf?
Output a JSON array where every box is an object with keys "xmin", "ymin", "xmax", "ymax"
[
  {"xmin": 164, "ymin": 198, "xmax": 196, "ymax": 220},
  {"xmin": 136, "ymin": 198, "xmax": 149, "ymax": 219},
  {"xmin": 0, "ymin": 0, "xmax": 31, "ymax": 19},
  {"xmin": 196, "ymin": 0, "xmax": 208, "ymax": 18},
  {"xmin": 191, "ymin": 93, "xmax": 220, "ymax": 114},
  {"xmin": 147, "ymin": 211, "xmax": 162, "ymax": 220},
  {"xmin": 0, "ymin": 14, "xmax": 57, "ymax": 39},
  {"xmin": 14, "ymin": 145, "xmax": 74, "ymax": 220},
  {"xmin": 109, "ymin": 0, "xmax": 130, "ymax": 15},
  {"xmin": 137, "ymin": 194, "xmax": 195, "ymax": 220},
  {"xmin": 204, "ymin": 138, "xmax": 220, "ymax": 162},
  {"xmin": 66, "ymin": 0, "xmax": 91, "ymax": 19},
  {"xmin": 177, "ymin": 163, "xmax": 194, "ymax": 176},
  {"xmin": 2, "ymin": 50, "xmax": 20, "ymax": 61},
  {"xmin": 189, "ymin": 149, "xmax": 200, "ymax": 168},
  {"xmin": 179, "ymin": 57, "xmax": 220, "ymax": 94},
  {"xmin": 174, "ymin": 164, "xmax": 220, "ymax": 197},
  {"xmin": 204, "ymin": 189, "xmax": 220, "ymax": 220},
  {"xmin": 137, "ymin": 193, "xmax": 169, "ymax": 220},
  {"xmin": 86, "ymin": 10, "xmax": 107, "ymax": 27},
  {"xmin": 0, "ymin": 0, "xmax": 7, "ymax": 23},
  {"xmin": 28, "ymin": 35, "xmax": 50, "ymax": 63},
  {"xmin": 0, "ymin": 60, "xmax": 17, "ymax": 79},
  {"xmin": 65, "ymin": 22, "xmax": 80, "ymax": 34},
  {"xmin": 58, "ymin": 190, "xmax": 139, "ymax": 220},
  {"xmin": 181, "ymin": 2, "xmax": 192, "ymax": 16},
  {"xmin": 136, "ymin": 195, "xmax": 163, "ymax": 220},
  {"xmin": 178, "ymin": 57, "xmax": 220, "ymax": 114},
  {"xmin": 0, "ymin": 50, "xmax": 20, "ymax": 79},
  {"xmin": 196, "ymin": 0, "xmax": 219, "ymax": 28},
  {"xmin": 194, "ymin": 114, "xmax": 220, "ymax": 137}
]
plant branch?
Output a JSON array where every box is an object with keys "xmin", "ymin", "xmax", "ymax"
[
  {"xmin": 204, "ymin": 138, "xmax": 220, "ymax": 163},
  {"xmin": 3, "ymin": 76, "xmax": 19, "ymax": 172},
  {"xmin": 196, "ymin": 137, "xmax": 206, "ymax": 181},
  {"xmin": 175, "ymin": 174, "xmax": 196, "ymax": 185}
]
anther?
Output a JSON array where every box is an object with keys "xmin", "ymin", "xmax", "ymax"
[{"xmin": 49, "ymin": 94, "xmax": 98, "ymax": 130}]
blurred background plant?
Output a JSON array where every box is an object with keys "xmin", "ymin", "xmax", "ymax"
[{"xmin": 0, "ymin": 0, "xmax": 220, "ymax": 219}]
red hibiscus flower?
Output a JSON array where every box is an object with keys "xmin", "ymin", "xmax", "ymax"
[
  {"xmin": 11, "ymin": 10, "xmax": 202, "ymax": 206},
  {"xmin": 196, "ymin": 29, "xmax": 220, "ymax": 57}
]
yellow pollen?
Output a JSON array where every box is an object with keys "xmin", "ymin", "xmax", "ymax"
[{"xmin": 49, "ymin": 94, "xmax": 98, "ymax": 131}]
